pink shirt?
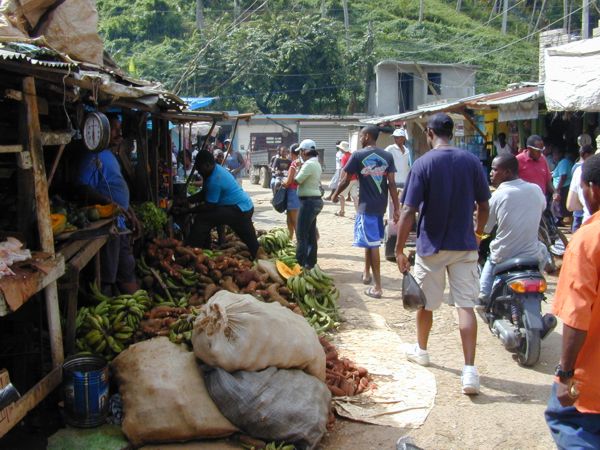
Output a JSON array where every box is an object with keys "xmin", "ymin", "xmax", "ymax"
[{"xmin": 516, "ymin": 151, "xmax": 551, "ymax": 194}]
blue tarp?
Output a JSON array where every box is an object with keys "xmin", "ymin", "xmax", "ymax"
[{"xmin": 181, "ymin": 97, "xmax": 216, "ymax": 110}]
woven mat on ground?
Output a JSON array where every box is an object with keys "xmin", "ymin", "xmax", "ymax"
[{"xmin": 331, "ymin": 309, "xmax": 436, "ymax": 428}]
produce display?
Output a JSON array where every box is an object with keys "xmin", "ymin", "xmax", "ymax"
[
  {"xmin": 286, "ymin": 266, "xmax": 341, "ymax": 334},
  {"xmin": 257, "ymin": 228, "xmax": 293, "ymax": 254},
  {"xmin": 50, "ymin": 197, "xmax": 118, "ymax": 235},
  {"xmin": 132, "ymin": 201, "xmax": 168, "ymax": 237},
  {"xmin": 320, "ymin": 337, "xmax": 373, "ymax": 397},
  {"xmin": 75, "ymin": 285, "xmax": 153, "ymax": 360}
]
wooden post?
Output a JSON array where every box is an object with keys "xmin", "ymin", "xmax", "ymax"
[{"xmin": 22, "ymin": 76, "xmax": 64, "ymax": 367}]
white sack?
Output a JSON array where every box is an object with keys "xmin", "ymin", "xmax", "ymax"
[{"xmin": 192, "ymin": 291, "xmax": 326, "ymax": 380}]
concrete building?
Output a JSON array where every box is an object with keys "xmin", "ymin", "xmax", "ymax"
[{"xmin": 371, "ymin": 60, "xmax": 477, "ymax": 116}]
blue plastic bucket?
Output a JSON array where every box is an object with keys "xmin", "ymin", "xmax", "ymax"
[{"xmin": 63, "ymin": 355, "xmax": 109, "ymax": 427}]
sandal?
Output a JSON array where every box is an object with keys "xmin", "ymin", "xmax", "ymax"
[
  {"xmin": 361, "ymin": 274, "xmax": 371, "ymax": 284},
  {"xmin": 364, "ymin": 287, "xmax": 382, "ymax": 299},
  {"xmin": 334, "ymin": 211, "xmax": 345, "ymax": 217}
]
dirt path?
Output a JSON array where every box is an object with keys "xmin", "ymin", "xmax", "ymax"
[{"xmin": 247, "ymin": 180, "xmax": 559, "ymax": 450}]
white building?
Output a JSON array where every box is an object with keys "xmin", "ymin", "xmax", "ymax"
[{"xmin": 370, "ymin": 60, "xmax": 477, "ymax": 116}]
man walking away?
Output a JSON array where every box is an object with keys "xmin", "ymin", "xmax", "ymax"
[
  {"xmin": 545, "ymin": 154, "xmax": 600, "ymax": 448},
  {"xmin": 479, "ymin": 154, "xmax": 546, "ymax": 304},
  {"xmin": 395, "ymin": 113, "xmax": 490, "ymax": 395},
  {"xmin": 333, "ymin": 125, "xmax": 400, "ymax": 299}
]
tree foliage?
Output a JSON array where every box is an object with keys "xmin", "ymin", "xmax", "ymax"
[{"xmin": 96, "ymin": 0, "xmax": 589, "ymax": 114}]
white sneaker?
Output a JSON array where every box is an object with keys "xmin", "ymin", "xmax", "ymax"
[
  {"xmin": 461, "ymin": 366, "xmax": 480, "ymax": 395},
  {"xmin": 405, "ymin": 344, "xmax": 430, "ymax": 366}
]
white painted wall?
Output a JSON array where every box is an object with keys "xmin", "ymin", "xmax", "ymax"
[{"xmin": 373, "ymin": 62, "xmax": 476, "ymax": 116}]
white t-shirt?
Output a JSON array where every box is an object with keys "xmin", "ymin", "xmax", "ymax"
[
  {"xmin": 384, "ymin": 143, "xmax": 411, "ymax": 185},
  {"xmin": 335, "ymin": 150, "xmax": 343, "ymax": 171},
  {"xmin": 569, "ymin": 165, "xmax": 591, "ymax": 222},
  {"xmin": 494, "ymin": 141, "xmax": 513, "ymax": 156},
  {"xmin": 484, "ymin": 178, "xmax": 545, "ymax": 264}
]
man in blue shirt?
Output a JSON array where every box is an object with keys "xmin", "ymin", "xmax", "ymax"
[
  {"xmin": 78, "ymin": 115, "xmax": 141, "ymax": 295},
  {"xmin": 183, "ymin": 150, "xmax": 259, "ymax": 258},
  {"xmin": 395, "ymin": 113, "xmax": 490, "ymax": 395}
]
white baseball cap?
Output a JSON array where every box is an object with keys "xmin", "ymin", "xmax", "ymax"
[
  {"xmin": 392, "ymin": 128, "xmax": 407, "ymax": 138},
  {"xmin": 298, "ymin": 139, "xmax": 317, "ymax": 150}
]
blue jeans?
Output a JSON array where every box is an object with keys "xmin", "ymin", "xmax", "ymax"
[
  {"xmin": 296, "ymin": 197, "xmax": 323, "ymax": 269},
  {"xmin": 479, "ymin": 258, "xmax": 496, "ymax": 301},
  {"xmin": 545, "ymin": 383, "xmax": 600, "ymax": 449}
]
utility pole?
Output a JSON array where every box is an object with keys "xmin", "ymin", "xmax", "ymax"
[
  {"xmin": 418, "ymin": 0, "xmax": 424, "ymax": 23},
  {"xmin": 196, "ymin": 0, "xmax": 205, "ymax": 30},
  {"xmin": 582, "ymin": 0, "xmax": 589, "ymax": 38},
  {"xmin": 501, "ymin": 0, "xmax": 508, "ymax": 34},
  {"xmin": 342, "ymin": 0, "xmax": 350, "ymax": 49},
  {"xmin": 563, "ymin": 0, "xmax": 569, "ymax": 31},
  {"xmin": 456, "ymin": 0, "xmax": 462, "ymax": 12},
  {"xmin": 321, "ymin": 0, "xmax": 326, "ymax": 17},
  {"xmin": 234, "ymin": 0, "xmax": 240, "ymax": 21}
]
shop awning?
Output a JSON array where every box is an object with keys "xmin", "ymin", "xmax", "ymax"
[
  {"xmin": 544, "ymin": 37, "xmax": 600, "ymax": 111},
  {"xmin": 361, "ymin": 85, "xmax": 540, "ymax": 125},
  {"xmin": 181, "ymin": 96, "xmax": 217, "ymax": 110}
]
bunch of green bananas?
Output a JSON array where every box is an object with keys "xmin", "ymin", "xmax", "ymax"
[
  {"xmin": 75, "ymin": 287, "xmax": 153, "ymax": 360},
  {"xmin": 286, "ymin": 265, "xmax": 341, "ymax": 334},
  {"xmin": 258, "ymin": 228, "xmax": 291, "ymax": 254},
  {"xmin": 168, "ymin": 312, "xmax": 197, "ymax": 346},
  {"xmin": 137, "ymin": 256, "xmax": 193, "ymax": 307},
  {"xmin": 275, "ymin": 243, "xmax": 297, "ymax": 268}
]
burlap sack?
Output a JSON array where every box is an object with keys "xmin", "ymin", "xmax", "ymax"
[
  {"xmin": 112, "ymin": 337, "xmax": 238, "ymax": 447},
  {"xmin": 35, "ymin": 0, "xmax": 103, "ymax": 65},
  {"xmin": 192, "ymin": 291, "xmax": 326, "ymax": 381},
  {"xmin": 0, "ymin": 0, "xmax": 28, "ymax": 38}
]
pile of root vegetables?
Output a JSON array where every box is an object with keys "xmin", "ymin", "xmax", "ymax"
[
  {"xmin": 320, "ymin": 337, "xmax": 373, "ymax": 397},
  {"xmin": 136, "ymin": 236, "xmax": 297, "ymax": 309}
]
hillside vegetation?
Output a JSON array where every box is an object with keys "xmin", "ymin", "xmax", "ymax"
[{"xmin": 97, "ymin": 0, "xmax": 594, "ymax": 114}]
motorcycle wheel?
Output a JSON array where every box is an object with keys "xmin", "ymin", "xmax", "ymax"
[{"xmin": 517, "ymin": 313, "xmax": 541, "ymax": 367}]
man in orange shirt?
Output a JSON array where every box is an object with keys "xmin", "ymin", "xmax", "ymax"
[{"xmin": 545, "ymin": 153, "xmax": 600, "ymax": 448}]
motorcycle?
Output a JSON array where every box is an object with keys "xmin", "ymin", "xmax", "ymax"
[{"xmin": 479, "ymin": 238, "xmax": 557, "ymax": 367}]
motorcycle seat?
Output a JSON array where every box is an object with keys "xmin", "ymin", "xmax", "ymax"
[{"xmin": 493, "ymin": 257, "xmax": 540, "ymax": 276}]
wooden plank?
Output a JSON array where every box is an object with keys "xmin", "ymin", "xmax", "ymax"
[
  {"xmin": 41, "ymin": 132, "xmax": 72, "ymax": 147},
  {"xmin": 23, "ymin": 76, "xmax": 64, "ymax": 367},
  {"xmin": 0, "ymin": 145, "xmax": 22, "ymax": 153},
  {"xmin": 68, "ymin": 236, "xmax": 108, "ymax": 272},
  {"xmin": 0, "ymin": 366, "xmax": 62, "ymax": 438},
  {"xmin": 0, "ymin": 254, "xmax": 65, "ymax": 316},
  {"xmin": 47, "ymin": 144, "xmax": 66, "ymax": 186}
]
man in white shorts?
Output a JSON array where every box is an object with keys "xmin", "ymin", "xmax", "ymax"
[{"xmin": 395, "ymin": 113, "xmax": 490, "ymax": 395}]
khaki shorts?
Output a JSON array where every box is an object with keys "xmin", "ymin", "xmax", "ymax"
[
  {"xmin": 413, "ymin": 250, "xmax": 479, "ymax": 311},
  {"xmin": 341, "ymin": 179, "xmax": 358, "ymax": 199}
]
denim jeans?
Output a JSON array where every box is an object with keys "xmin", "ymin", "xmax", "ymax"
[
  {"xmin": 479, "ymin": 258, "xmax": 496, "ymax": 301},
  {"xmin": 296, "ymin": 197, "xmax": 323, "ymax": 269},
  {"xmin": 545, "ymin": 383, "xmax": 600, "ymax": 449}
]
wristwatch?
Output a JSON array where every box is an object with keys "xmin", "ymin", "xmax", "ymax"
[{"xmin": 555, "ymin": 364, "xmax": 574, "ymax": 381}]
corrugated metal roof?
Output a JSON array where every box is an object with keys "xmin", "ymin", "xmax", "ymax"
[
  {"xmin": 361, "ymin": 86, "xmax": 541, "ymax": 125},
  {"xmin": 0, "ymin": 48, "xmax": 73, "ymax": 68}
]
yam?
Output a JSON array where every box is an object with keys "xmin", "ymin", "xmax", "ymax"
[{"xmin": 204, "ymin": 284, "xmax": 221, "ymax": 302}]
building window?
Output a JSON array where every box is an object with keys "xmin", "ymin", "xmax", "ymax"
[{"xmin": 427, "ymin": 72, "xmax": 442, "ymax": 96}]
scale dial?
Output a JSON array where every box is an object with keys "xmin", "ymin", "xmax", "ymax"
[{"xmin": 83, "ymin": 112, "xmax": 110, "ymax": 152}]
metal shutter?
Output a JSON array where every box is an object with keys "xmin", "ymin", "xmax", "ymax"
[{"xmin": 298, "ymin": 125, "xmax": 349, "ymax": 173}]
